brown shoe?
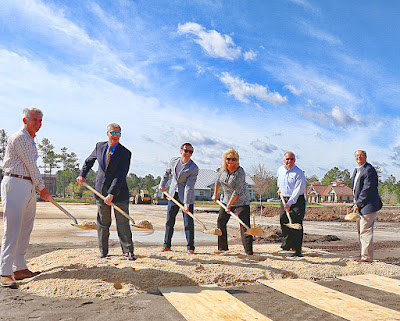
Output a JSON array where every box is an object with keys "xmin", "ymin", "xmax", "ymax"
[
  {"xmin": 162, "ymin": 247, "xmax": 171, "ymax": 252},
  {"xmin": 13, "ymin": 269, "xmax": 41, "ymax": 280},
  {"xmin": 356, "ymin": 259, "xmax": 372, "ymax": 263},
  {"xmin": 188, "ymin": 250, "xmax": 195, "ymax": 254},
  {"xmin": 0, "ymin": 275, "xmax": 17, "ymax": 288}
]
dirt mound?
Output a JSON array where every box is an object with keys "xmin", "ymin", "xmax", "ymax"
[
  {"xmin": 253, "ymin": 225, "xmax": 340, "ymax": 244},
  {"xmin": 253, "ymin": 205, "xmax": 400, "ymax": 222}
]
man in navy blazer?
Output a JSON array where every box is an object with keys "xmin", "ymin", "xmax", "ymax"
[
  {"xmin": 159, "ymin": 143, "xmax": 199, "ymax": 253},
  {"xmin": 77, "ymin": 123, "xmax": 135, "ymax": 260},
  {"xmin": 351, "ymin": 150, "xmax": 382, "ymax": 262}
]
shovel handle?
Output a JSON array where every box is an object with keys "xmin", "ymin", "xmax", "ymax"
[
  {"xmin": 162, "ymin": 190, "xmax": 207, "ymax": 230},
  {"xmin": 216, "ymin": 200, "xmax": 252, "ymax": 230},
  {"xmin": 49, "ymin": 197, "xmax": 79, "ymax": 225},
  {"xmin": 82, "ymin": 182, "xmax": 136, "ymax": 225},
  {"xmin": 279, "ymin": 193, "xmax": 294, "ymax": 225}
]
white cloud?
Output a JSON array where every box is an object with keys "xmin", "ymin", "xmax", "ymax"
[
  {"xmin": 251, "ymin": 140, "xmax": 278, "ymax": 154},
  {"xmin": 299, "ymin": 21, "xmax": 342, "ymax": 45},
  {"xmin": 244, "ymin": 50, "xmax": 257, "ymax": 61},
  {"xmin": 284, "ymin": 84, "xmax": 303, "ymax": 95},
  {"xmin": 219, "ymin": 72, "xmax": 288, "ymax": 105},
  {"xmin": 177, "ymin": 22, "xmax": 242, "ymax": 61}
]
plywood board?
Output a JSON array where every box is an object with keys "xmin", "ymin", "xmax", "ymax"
[
  {"xmin": 159, "ymin": 285, "xmax": 271, "ymax": 321},
  {"xmin": 258, "ymin": 278, "xmax": 400, "ymax": 321},
  {"xmin": 338, "ymin": 274, "xmax": 400, "ymax": 296}
]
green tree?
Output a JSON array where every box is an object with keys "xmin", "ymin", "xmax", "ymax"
[
  {"xmin": 57, "ymin": 147, "xmax": 79, "ymax": 197},
  {"xmin": 339, "ymin": 169, "xmax": 352, "ymax": 187},
  {"xmin": 38, "ymin": 138, "xmax": 61, "ymax": 192},
  {"xmin": 321, "ymin": 167, "xmax": 342, "ymax": 185},
  {"xmin": 306, "ymin": 174, "xmax": 319, "ymax": 185},
  {"xmin": 0, "ymin": 129, "xmax": 8, "ymax": 167}
]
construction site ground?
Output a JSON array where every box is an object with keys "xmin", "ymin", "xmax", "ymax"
[{"xmin": 0, "ymin": 202, "xmax": 399, "ymax": 320}]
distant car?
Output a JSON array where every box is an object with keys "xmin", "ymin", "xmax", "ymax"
[{"xmin": 267, "ymin": 198, "xmax": 280, "ymax": 202}]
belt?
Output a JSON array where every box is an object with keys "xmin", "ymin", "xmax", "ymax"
[{"xmin": 4, "ymin": 173, "xmax": 32, "ymax": 181}]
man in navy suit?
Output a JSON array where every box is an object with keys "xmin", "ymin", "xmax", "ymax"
[
  {"xmin": 159, "ymin": 143, "xmax": 199, "ymax": 253},
  {"xmin": 351, "ymin": 150, "xmax": 382, "ymax": 263},
  {"xmin": 77, "ymin": 123, "xmax": 135, "ymax": 260}
]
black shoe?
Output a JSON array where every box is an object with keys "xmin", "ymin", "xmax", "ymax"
[
  {"xmin": 290, "ymin": 252, "xmax": 304, "ymax": 257},
  {"xmin": 127, "ymin": 252, "xmax": 137, "ymax": 261},
  {"xmin": 99, "ymin": 253, "xmax": 108, "ymax": 258}
]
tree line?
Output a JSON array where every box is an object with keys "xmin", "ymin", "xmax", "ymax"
[
  {"xmin": 0, "ymin": 129, "xmax": 399, "ymax": 203},
  {"xmin": 0, "ymin": 131, "xmax": 160, "ymax": 198}
]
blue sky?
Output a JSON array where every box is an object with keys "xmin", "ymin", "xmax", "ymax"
[{"xmin": 1, "ymin": 0, "xmax": 400, "ymax": 180}]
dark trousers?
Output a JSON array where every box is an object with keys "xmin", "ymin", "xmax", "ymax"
[
  {"xmin": 280, "ymin": 195, "xmax": 305, "ymax": 253},
  {"xmin": 96, "ymin": 199, "xmax": 134, "ymax": 255},
  {"xmin": 164, "ymin": 193, "xmax": 195, "ymax": 250},
  {"xmin": 217, "ymin": 204, "xmax": 253, "ymax": 255}
]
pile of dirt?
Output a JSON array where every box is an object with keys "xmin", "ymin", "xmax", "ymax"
[
  {"xmin": 253, "ymin": 225, "xmax": 340, "ymax": 244},
  {"xmin": 252, "ymin": 205, "xmax": 400, "ymax": 222}
]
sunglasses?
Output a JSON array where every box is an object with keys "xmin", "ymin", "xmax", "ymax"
[
  {"xmin": 226, "ymin": 158, "xmax": 237, "ymax": 161},
  {"xmin": 285, "ymin": 158, "xmax": 294, "ymax": 161},
  {"xmin": 182, "ymin": 149, "xmax": 193, "ymax": 154},
  {"xmin": 109, "ymin": 131, "xmax": 121, "ymax": 136}
]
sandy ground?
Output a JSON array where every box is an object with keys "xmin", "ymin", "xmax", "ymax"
[{"xmin": 0, "ymin": 202, "xmax": 400, "ymax": 320}]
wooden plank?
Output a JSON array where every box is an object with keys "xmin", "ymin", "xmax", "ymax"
[
  {"xmin": 159, "ymin": 285, "xmax": 271, "ymax": 321},
  {"xmin": 337, "ymin": 274, "xmax": 400, "ymax": 296},
  {"xmin": 258, "ymin": 278, "xmax": 400, "ymax": 321}
]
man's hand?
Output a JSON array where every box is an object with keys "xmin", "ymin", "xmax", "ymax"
[
  {"xmin": 212, "ymin": 194, "xmax": 218, "ymax": 202},
  {"xmin": 183, "ymin": 205, "xmax": 190, "ymax": 213},
  {"xmin": 104, "ymin": 194, "xmax": 114, "ymax": 206},
  {"xmin": 39, "ymin": 188, "xmax": 51, "ymax": 202},
  {"xmin": 284, "ymin": 204, "xmax": 290, "ymax": 212},
  {"xmin": 76, "ymin": 176, "xmax": 86, "ymax": 185},
  {"xmin": 159, "ymin": 187, "xmax": 165, "ymax": 193},
  {"xmin": 352, "ymin": 204, "xmax": 359, "ymax": 212}
]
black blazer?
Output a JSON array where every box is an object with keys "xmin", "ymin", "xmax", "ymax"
[
  {"xmin": 351, "ymin": 162, "xmax": 382, "ymax": 215},
  {"xmin": 80, "ymin": 141, "xmax": 131, "ymax": 202}
]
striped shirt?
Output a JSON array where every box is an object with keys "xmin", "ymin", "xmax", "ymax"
[
  {"xmin": 2, "ymin": 128, "xmax": 45, "ymax": 190},
  {"xmin": 215, "ymin": 166, "xmax": 250, "ymax": 206}
]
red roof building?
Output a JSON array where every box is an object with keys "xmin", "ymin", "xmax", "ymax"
[{"xmin": 306, "ymin": 181, "xmax": 353, "ymax": 203}]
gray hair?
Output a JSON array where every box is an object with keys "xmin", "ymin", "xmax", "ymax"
[
  {"xmin": 283, "ymin": 151, "xmax": 296, "ymax": 159},
  {"xmin": 22, "ymin": 107, "xmax": 43, "ymax": 119},
  {"xmin": 354, "ymin": 150, "xmax": 367, "ymax": 157},
  {"xmin": 107, "ymin": 123, "xmax": 121, "ymax": 132}
]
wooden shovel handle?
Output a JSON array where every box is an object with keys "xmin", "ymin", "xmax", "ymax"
[
  {"xmin": 279, "ymin": 193, "xmax": 294, "ymax": 225},
  {"xmin": 49, "ymin": 197, "xmax": 79, "ymax": 225},
  {"xmin": 162, "ymin": 190, "xmax": 207, "ymax": 230},
  {"xmin": 216, "ymin": 199, "xmax": 251, "ymax": 230}
]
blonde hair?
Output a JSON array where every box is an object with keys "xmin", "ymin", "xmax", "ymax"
[{"xmin": 221, "ymin": 148, "xmax": 240, "ymax": 171}]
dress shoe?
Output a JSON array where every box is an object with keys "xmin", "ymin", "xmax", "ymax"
[
  {"xmin": 127, "ymin": 252, "xmax": 137, "ymax": 261},
  {"xmin": 99, "ymin": 253, "xmax": 108, "ymax": 259},
  {"xmin": 0, "ymin": 275, "xmax": 17, "ymax": 288},
  {"xmin": 356, "ymin": 259, "xmax": 372, "ymax": 263},
  {"xmin": 13, "ymin": 269, "xmax": 40, "ymax": 280},
  {"xmin": 188, "ymin": 250, "xmax": 195, "ymax": 254},
  {"xmin": 162, "ymin": 247, "xmax": 171, "ymax": 252},
  {"xmin": 290, "ymin": 252, "xmax": 304, "ymax": 257}
]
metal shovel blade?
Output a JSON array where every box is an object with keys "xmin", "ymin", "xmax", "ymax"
[{"xmin": 244, "ymin": 226, "xmax": 264, "ymax": 236}]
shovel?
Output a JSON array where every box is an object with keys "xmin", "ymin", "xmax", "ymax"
[
  {"xmin": 279, "ymin": 193, "xmax": 302, "ymax": 230},
  {"xmin": 344, "ymin": 207, "xmax": 360, "ymax": 221},
  {"xmin": 48, "ymin": 197, "xmax": 97, "ymax": 230},
  {"xmin": 82, "ymin": 182, "xmax": 154, "ymax": 233},
  {"xmin": 216, "ymin": 200, "xmax": 263, "ymax": 236},
  {"xmin": 163, "ymin": 191, "xmax": 222, "ymax": 236}
]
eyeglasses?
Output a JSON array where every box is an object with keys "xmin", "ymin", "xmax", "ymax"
[
  {"xmin": 226, "ymin": 158, "xmax": 237, "ymax": 161},
  {"xmin": 109, "ymin": 131, "xmax": 121, "ymax": 136},
  {"xmin": 285, "ymin": 158, "xmax": 294, "ymax": 161},
  {"xmin": 182, "ymin": 149, "xmax": 193, "ymax": 154}
]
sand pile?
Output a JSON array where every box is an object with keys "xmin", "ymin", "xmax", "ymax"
[{"xmin": 19, "ymin": 244, "xmax": 400, "ymax": 299}]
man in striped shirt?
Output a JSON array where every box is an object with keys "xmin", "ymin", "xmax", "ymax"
[{"xmin": 0, "ymin": 107, "xmax": 50, "ymax": 288}]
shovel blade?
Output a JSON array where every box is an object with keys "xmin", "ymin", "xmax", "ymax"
[
  {"xmin": 204, "ymin": 228, "xmax": 222, "ymax": 236},
  {"xmin": 244, "ymin": 226, "xmax": 263, "ymax": 236},
  {"xmin": 285, "ymin": 223, "xmax": 302, "ymax": 230},
  {"xmin": 72, "ymin": 224, "xmax": 97, "ymax": 230}
]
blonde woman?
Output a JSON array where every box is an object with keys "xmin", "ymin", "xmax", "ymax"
[{"xmin": 212, "ymin": 148, "xmax": 253, "ymax": 255}]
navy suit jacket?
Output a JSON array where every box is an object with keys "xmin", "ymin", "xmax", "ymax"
[
  {"xmin": 80, "ymin": 141, "xmax": 131, "ymax": 202},
  {"xmin": 351, "ymin": 161, "xmax": 382, "ymax": 215}
]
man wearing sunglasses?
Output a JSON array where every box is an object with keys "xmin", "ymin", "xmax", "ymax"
[
  {"xmin": 277, "ymin": 151, "xmax": 306, "ymax": 257},
  {"xmin": 159, "ymin": 143, "xmax": 199, "ymax": 254},
  {"xmin": 77, "ymin": 123, "xmax": 135, "ymax": 260}
]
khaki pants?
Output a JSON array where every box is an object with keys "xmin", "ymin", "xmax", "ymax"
[{"xmin": 357, "ymin": 211, "xmax": 377, "ymax": 262}]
